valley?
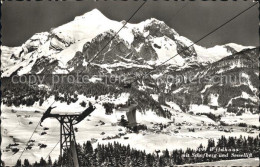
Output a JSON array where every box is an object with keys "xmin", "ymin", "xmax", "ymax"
[{"xmin": 1, "ymin": 95, "xmax": 259, "ymax": 166}]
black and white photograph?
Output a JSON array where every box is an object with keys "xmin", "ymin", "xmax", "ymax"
[{"xmin": 1, "ymin": 0, "xmax": 259, "ymax": 166}]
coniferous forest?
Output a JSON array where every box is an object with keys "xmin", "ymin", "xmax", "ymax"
[{"xmin": 6, "ymin": 135, "xmax": 259, "ymax": 167}]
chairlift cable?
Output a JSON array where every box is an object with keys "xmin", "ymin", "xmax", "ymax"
[
  {"xmin": 17, "ymin": 101, "xmax": 56, "ymax": 161},
  {"xmin": 44, "ymin": 141, "xmax": 60, "ymax": 160}
]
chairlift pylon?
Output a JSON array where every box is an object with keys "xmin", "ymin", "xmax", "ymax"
[{"xmin": 40, "ymin": 102, "xmax": 95, "ymax": 167}]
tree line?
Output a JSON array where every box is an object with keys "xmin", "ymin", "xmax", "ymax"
[{"xmin": 8, "ymin": 135, "xmax": 259, "ymax": 167}]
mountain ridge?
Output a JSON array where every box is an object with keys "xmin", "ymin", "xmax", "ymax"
[{"xmin": 1, "ymin": 8, "xmax": 254, "ymax": 77}]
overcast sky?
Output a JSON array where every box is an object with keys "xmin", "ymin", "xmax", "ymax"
[{"xmin": 2, "ymin": 0, "xmax": 259, "ymax": 47}]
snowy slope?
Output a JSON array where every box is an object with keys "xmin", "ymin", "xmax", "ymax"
[
  {"xmin": 2, "ymin": 97, "xmax": 258, "ymax": 166},
  {"xmin": 1, "ymin": 46, "xmax": 22, "ymax": 72},
  {"xmin": 175, "ymin": 36, "xmax": 254, "ymax": 64},
  {"xmin": 52, "ymin": 9, "xmax": 133, "ymax": 45}
]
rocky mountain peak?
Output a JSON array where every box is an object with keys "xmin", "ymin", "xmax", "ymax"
[{"xmin": 143, "ymin": 18, "xmax": 178, "ymax": 40}]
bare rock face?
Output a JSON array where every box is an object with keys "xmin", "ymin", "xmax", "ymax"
[
  {"xmin": 224, "ymin": 45, "xmax": 237, "ymax": 55},
  {"xmin": 138, "ymin": 43, "xmax": 158, "ymax": 61},
  {"xmin": 144, "ymin": 18, "xmax": 178, "ymax": 40},
  {"xmin": 23, "ymin": 32, "xmax": 50, "ymax": 54},
  {"xmin": 31, "ymin": 57, "xmax": 59, "ymax": 74},
  {"xmin": 49, "ymin": 31, "xmax": 74, "ymax": 51},
  {"xmin": 67, "ymin": 51, "xmax": 84, "ymax": 68},
  {"xmin": 175, "ymin": 39, "xmax": 197, "ymax": 59}
]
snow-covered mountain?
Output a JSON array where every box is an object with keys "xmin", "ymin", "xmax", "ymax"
[
  {"xmin": 162, "ymin": 48, "xmax": 259, "ymax": 110},
  {"xmin": 1, "ymin": 9, "xmax": 258, "ymax": 114},
  {"xmin": 1, "ymin": 9, "xmax": 259, "ymax": 167},
  {"xmin": 1, "ymin": 9, "xmax": 253, "ymax": 77}
]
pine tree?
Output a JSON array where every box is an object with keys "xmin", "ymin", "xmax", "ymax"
[
  {"xmin": 159, "ymin": 157, "xmax": 164, "ymax": 167},
  {"xmin": 91, "ymin": 153, "xmax": 99, "ymax": 167},
  {"xmin": 164, "ymin": 149, "xmax": 170, "ymax": 158},
  {"xmin": 39, "ymin": 98, "xmax": 44, "ymax": 106},
  {"xmin": 39, "ymin": 157, "xmax": 47, "ymax": 166},
  {"xmin": 47, "ymin": 156, "xmax": 52, "ymax": 166},
  {"xmin": 243, "ymin": 136, "xmax": 248, "ymax": 152},
  {"xmin": 227, "ymin": 137, "xmax": 235, "ymax": 148},
  {"xmin": 84, "ymin": 141, "xmax": 93, "ymax": 154},
  {"xmin": 23, "ymin": 159, "xmax": 30, "ymax": 167},
  {"xmin": 96, "ymin": 146, "xmax": 104, "ymax": 166},
  {"xmin": 33, "ymin": 161, "xmax": 38, "ymax": 167},
  {"xmin": 145, "ymin": 153, "xmax": 153, "ymax": 167},
  {"xmin": 1, "ymin": 160, "xmax": 5, "ymax": 167},
  {"xmin": 53, "ymin": 160, "xmax": 58, "ymax": 167},
  {"xmin": 15, "ymin": 159, "xmax": 22, "ymax": 167},
  {"xmin": 236, "ymin": 135, "xmax": 243, "ymax": 149}
]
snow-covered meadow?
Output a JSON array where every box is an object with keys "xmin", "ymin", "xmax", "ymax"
[{"xmin": 1, "ymin": 95, "xmax": 259, "ymax": 166}]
